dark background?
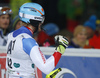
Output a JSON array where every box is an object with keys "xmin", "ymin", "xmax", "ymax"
[{"xmin": 0, "ymin": 0, "xmax": 100, "ymax": 31}]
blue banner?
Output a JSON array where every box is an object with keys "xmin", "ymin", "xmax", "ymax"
[{"xmin": 42, "ymin": 55, "xmax": 100, "ymax": 78}]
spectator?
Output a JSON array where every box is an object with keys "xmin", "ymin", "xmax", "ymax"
[
  {"xmin": 84, "ymin": 15, "xmax": 97, "ymax": 39},
  {"xmin": 37, "ymin": 23, "xmax": 59, "ymax": 47},
  {"xmin": 84, "ymin": 15, "xmax": 100, "ymax": 49},
  {"xmin": 0, "ymin": 6, "xmax": 12, "ymax": 46},
  {"xmin": 86, "ymin": 19, "xmax": 100, "ymax": 49},
  {"xmin": 12, "ymin": 15, "xmax": 22, "ymax": 30},
  {"xmin": 68, "ymin": 25, "xmax": 88, "ymax": 48}
]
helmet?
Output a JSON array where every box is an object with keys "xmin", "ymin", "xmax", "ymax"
[
  {"xmin": 19, "ymin": 2, "xmax": 45, "ymax": 25},
  {"xmin": 0, "ymin": 6, "xmax": 12, "ymax": 15},
  {"xmin": 43, "ymin": 23, "xmax": 59, "ymax": 36}
]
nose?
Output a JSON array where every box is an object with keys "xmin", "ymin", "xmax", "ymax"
[{"xmin": 4, "ymin": 18, "xmax": 9, "ymax": 23}]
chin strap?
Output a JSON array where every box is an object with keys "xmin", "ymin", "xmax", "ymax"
[{"xmin": 25, "ymin": 26, "xmax": 34, "ymax": 34}]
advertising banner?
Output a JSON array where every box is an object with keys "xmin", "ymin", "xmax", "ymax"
[{"xmin": 42, "ymin": 55, "xmax": 100, "ymax": 78}]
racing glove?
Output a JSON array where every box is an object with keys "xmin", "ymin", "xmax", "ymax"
[{"xmin": 55, "ymin": 35, "xmax": 69, "ymax": 54}]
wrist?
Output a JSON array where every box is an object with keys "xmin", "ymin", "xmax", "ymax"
[{"xmin": 56, "ymin": 45, "xmax": 66, "ymax": 54}]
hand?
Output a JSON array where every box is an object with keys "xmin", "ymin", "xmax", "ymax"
[{"xmin": 54, "ymin": 35, "xmax": 69, "ymax": 54}]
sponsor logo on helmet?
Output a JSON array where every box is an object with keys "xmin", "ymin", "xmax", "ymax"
[
  {"xmin": 24, "ymin": 7, "xmax": 43, "ymax": 15},
  {"xmin": 34, "ymin": 17, "xmax": 42, "ymax": 20}
]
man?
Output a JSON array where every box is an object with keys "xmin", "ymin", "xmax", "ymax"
[
  {"xmin": 84, "ymin": 15, "xmax": 96, "ymax": 39},
  {"xmin": 83, "ymin": 15, "xmax": 100, "ymax": 48},
  {"xmin": 6, "ymin": 3, "xmax": 69, "ymax": 78},
  {"xmin": 0, "ymin": 6, "xmax": 12, "ymax": 46}
]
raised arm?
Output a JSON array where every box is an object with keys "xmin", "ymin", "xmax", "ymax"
[{"xmin": 22, "ymin": 35, "xmax": 69, "ymax": 74}]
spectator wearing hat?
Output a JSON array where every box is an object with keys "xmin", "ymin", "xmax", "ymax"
[
  {"xmin": 86, "ymin": 19, "xmax": 100, "ymax": 49},
  {"xmin": 12, "ymin": 15, "xmax": 22, "ymax": 30},
  {"xmin": 37, "ymin": 23, "xmax": 59, "ymax": 47},
  {"xmin": 84, "ymin": 15, "xmax": 97, "ymax": 39},
  {"xmin": 84, "ymin": 15, "xmax": 100, "ymax": 49},
  {"xmin": 68, "ymin": 25, "xmax": 92, "ymax": 48},
  {"xmin": 0, "ymin": 6, "xmax": 12, "ymax": 46}
]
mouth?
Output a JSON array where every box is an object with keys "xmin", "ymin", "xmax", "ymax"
[
  {"xmin": 1, "ymin": 23, "xmax": 9, "ymax": 29},
  {"xmin": 4, "ymin": 23, "xmax": 8, "ymax": 25}
]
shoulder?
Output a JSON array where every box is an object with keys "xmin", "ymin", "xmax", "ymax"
[
  {"xmin": 22, "ymin": 38, "xmax": 38, "ymax": 48},
  {"xmin": 22, "ymin": 38, "xmax": 38, "ymax": 55},
  {"xmin": 23, "ymin": 38, "xmax": 37, "ymax": 43}
]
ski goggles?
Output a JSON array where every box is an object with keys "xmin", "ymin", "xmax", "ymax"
[{"xmin": 0, "ymin": 7, "xmax": 12, "ymax": 15}]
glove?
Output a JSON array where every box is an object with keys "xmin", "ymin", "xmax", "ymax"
[
  {"xmin": 55, "ymin": 35, "xmax": 69, "ymax": 54},
  {"xmin": 46, "ymin": 68, "xmax": 62, "ymax": 78}
]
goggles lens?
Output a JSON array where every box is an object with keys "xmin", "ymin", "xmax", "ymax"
[{"xmin": 0, "ymin": 7, "xmax": 12, "ymax": 15}]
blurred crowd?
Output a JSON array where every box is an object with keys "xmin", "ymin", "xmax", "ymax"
[{"xmin": 0, "ymin": 1, "xmax": 100, "ymax": 49}]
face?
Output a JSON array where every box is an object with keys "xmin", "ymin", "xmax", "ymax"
[
  {"xmin": 85, "ymin": 27, "xmax": 94, "ymax": 38},
  {"xmin": 28, "ymin": 23, "xmax": 42, "ymax": 34},
  {"xmin": 15, "ymin": 21, "xmax": 22, "ymax": 30},
  {"xmin": 76, "ymin": 31, "xmax": 87, "ymax": 43},
  {"xmin": 0, "ymin": 14, "xmax": 10, "ymax": 29}
]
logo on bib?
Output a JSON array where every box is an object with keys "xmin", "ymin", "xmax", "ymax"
[
  {"xmin": 32, "ymin": 64, "xmax": 34, "ymax": 68},
  {"xmin": 13, "ymin": 63, "xmax": 20, "ymax": 68}
]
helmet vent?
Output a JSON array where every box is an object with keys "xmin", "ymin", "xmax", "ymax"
[{"xmin": 22, "ymin": 13, "xmax": 25, "ymax": 18}]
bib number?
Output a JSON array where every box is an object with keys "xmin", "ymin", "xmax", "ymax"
[
  {"xmin": 7, "ymin": 40, "xmax": 16, "ymax": 54},
  {"xmin": 7, "ymin": 58, "xmax": 12, "ymax": 69},
  {"xmin": 7, "ymin": 40, "xmax": 16, "ymax": 69}
]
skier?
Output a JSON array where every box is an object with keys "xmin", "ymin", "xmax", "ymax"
[{"xmin": 6, "ymin": 2, "xmax": 69, "ymax": 78}]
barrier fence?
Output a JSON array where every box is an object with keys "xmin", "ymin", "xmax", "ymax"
[{"xmin": 0, "ymin": 46, "xmax": 100, "ymax": 78}]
